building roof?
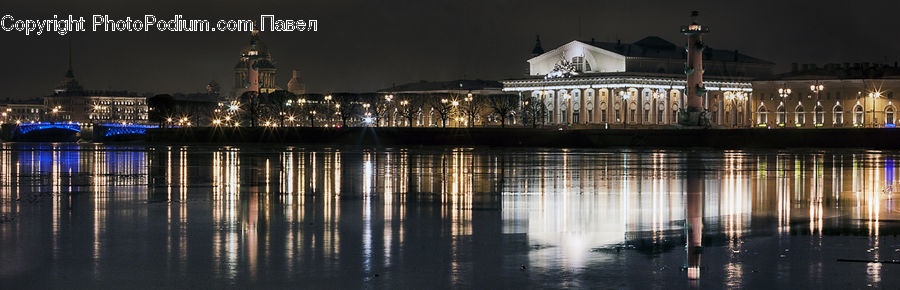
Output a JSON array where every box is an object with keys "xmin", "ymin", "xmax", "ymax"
[
  {"xmin": 582, "ymin": 36, "xmax": 773, "ymax": 65},
  {"xmin": 379, "ymin": 79, "xmax": 503, "ymax": 93}
]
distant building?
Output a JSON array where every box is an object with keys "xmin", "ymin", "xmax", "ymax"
[
  {"xmin": 752, "ymin": 63, "xmax": 900, "ymax": 128},
  {"xmin": 287, "ymin": 70, "xmax": 306, "ymax": 95},
  {"xmin": 503, "ymin": 36, "xmax": 774, "ymax": 128},
  {"xmin": 43, "ymin": 49, "xmax": 148, "ymax": 124},
  {"xmin": 0, "ymin": 98, "xmax": 44, "ymax": 124},
  {"xmin": 234, "ymin": 30, "xmax": 279, "ymax": 96}
]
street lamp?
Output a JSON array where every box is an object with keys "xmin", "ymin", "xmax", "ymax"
[
  {"xmin": 868, "ymin": 90, "xmax": 882, "ymax": 127},
  {"xmin": 810, "ymin": 82, "xmax": 824, "ymax": 99},
  {"xmin": 778, "ymin": 87, "xmax": 792, "ymax": 99}
]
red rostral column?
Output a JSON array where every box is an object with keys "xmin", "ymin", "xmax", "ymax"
[
  {"xmin": 680, "ymin": 11, "xmax": 709, "ymax": 126},
  {"xmin": 246, "ymin": 32, "xmax": 260, "ymax": 94}
]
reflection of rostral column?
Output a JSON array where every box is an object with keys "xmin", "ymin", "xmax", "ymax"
[
  {"xmin": 685, "ymin": 154, "xmax": 704, "ymax": 280},
  {"xmin": 679, "ymin": 11, "xmax": 710, "ymax": 126}
]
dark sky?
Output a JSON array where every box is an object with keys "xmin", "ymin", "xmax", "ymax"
[{"xmin": 2, "ymin": 0, "xmax": 899, "ymax": 99}]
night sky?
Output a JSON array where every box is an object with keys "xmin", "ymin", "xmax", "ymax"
[{"xmin": 1, "ymin": 0, "xmax": 898, "ymax": 99}]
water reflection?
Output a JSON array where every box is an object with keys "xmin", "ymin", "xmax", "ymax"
[{"xmin": 1, "ymin": 144, "xmax": 899, "ymax": 288}]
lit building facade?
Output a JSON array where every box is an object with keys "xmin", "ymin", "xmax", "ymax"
[
  {"xmin": 234, "ymin": 30, "xmax": 279, "ymax": 96},
  {"xmin": 0, "ymin": 102, "xmax": 44, "ymax": 124},
  {"xmin": 503, "ymin": 36, "xmax": 773, "ymax": 128},
  {"xmin": 751, "ymin": 63, "xmax": 900, "ymax": 128},
  {"xmin": 43, "ymin": 60, "xmax": 148, "ymax": 124}
]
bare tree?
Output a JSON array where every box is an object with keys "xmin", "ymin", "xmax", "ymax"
[
  {"xmin": 459, "ymin": 95, "xmax": 487, "ymax": 127},
  {"xmin": 429, "ymin": 95, "xmax": 454, "ymax": 127},
  {"xmin": 487, "ymin": 94, "xmax": 519, "ymax": 128},
  {"xmin": 363, "ymin": 93, "xmax": 392, "ymax": 127},
  {"xmin": 332, "ymin": 94, "xmax": 361, "ymax": 127},
  {"xmin": 522, "ymin": 98, "xmax": 547, "ymax": 128},
  {"xmin": 397, "ymin": 96, "xmax": 424, "ymax": 127}
]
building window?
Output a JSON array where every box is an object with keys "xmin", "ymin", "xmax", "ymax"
[
  {"xmin": 630, "ymin": 109, "xmax": 636, "ymax": 123},
  {"xmin": 615, "ymin": 110, "xmax": 621, "ymax": 123},
  {"xmin": 573, "ymin": 110, "xmax": 579, "ymax": 124},
  {"xmin": 657, "ymin": 109, "xmax": 664, "ymax": 124},
  {"xmin": 833, "ymin": 106, "xmax": 844, "ymax": 125},
  {"xmin": 796, "ymin": 106, "xmax": 805, "ymax": 125},
  {"xmin": 815, "ymin": 106, "xmax": 824, "ymax": 125},
  {"xmin": 855, "ymin": 106, "xmax": 864, "ymax": 125},
  {"xmin": 572, "ymin": 56, "xmax": 585, "ymax": 72},
  {"xmin": 561, "ymin": 110, "xmax": 567, "ymax": 124},
  {"xmin": 886, "ymin": 107, "xmax": 895, "ymax": 125},
  {"xmin": 643, "ymin": 109, "xmax": 649, "ymax": 123},
  {"xmin": 601, "ymin": 109, "xmax": 607, "ymax": 123},
  {"xmin": 588, "ymin": 109, "xmax": 593, "ymax": 123},
  {"xmin": 776, "ymin": 106, "xmax": 786, "ymax": 125}
]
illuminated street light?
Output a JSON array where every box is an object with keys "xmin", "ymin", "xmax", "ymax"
[{"xmin": 778, "ymin": 87, "xmax": 792, "ymax": 99}]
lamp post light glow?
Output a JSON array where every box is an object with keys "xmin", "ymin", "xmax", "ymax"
[
  {"xmin": 868, "ymin": 91, "xmax": 882, "ymax": 127},
  {"xmin": 778, "ymin": 87, "xmax": 792, "ymax": 99}
]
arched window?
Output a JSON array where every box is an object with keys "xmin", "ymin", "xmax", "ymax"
[
  {"xmin": 854, "ymin": 105, "xmax": 864, "ymax": 125},
  {"xmin": 600, "ymin": 102, "xmax": 607, "ymax": 123},
  {"xmin": 758, "ymin": 105, "xmax": 768, "ymax": 125},
  {"xmin": 833, "ymin": 105, "xmax": 844, "ymax": 125},
  {"xmin": 614, "ymin": 102, "xmax": 622, "ymax": 123},
  {"xmin": 776, "ymin": 104, "xmax": 786, "ymax": 125},
  {"xmin": 814, "ymin": 105, "xmax": 824, "ymax": 126},
  {"xmin": 672, "ymin": 104, "xmax": 680, "ymax": 124},
  {"xmin": 795, "ymin": 105, "xmax": 805, "ymax": 125},
  {"xmin": 643, "ymin": 102, "xmax": 651, "ymax": 123},
  {"xmin": 657, "ymin": 103, "xmax": 665, "ymax": 124},
  {"xmin": 886, "ymin": 107, "xmax": 895, "ymax": 126}
]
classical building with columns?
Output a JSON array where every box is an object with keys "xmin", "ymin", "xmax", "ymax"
[
  {"xmin": 502, "ymin": 36, "xmax": 773, "ymax": 128},
  {"xmin": 752, "ymin": 63, "xmax": 900, "ymax": 128}
]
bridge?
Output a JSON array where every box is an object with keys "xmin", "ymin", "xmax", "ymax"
[
  {"xmin": 99, "ymin": 123, "xmax": 159, "ymax": 137},
  {"xmin": 15, "ymin": 122, "xmax": 81, "ymax": 135}
]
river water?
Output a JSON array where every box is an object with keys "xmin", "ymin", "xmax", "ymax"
[{"xmin": 0, "ymin": 144, "xmax": 898, "ymax": 288}]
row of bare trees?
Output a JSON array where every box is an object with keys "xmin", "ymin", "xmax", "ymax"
[{"xmin": 217, "ymin": 90, "xmax": 549, "ymax": 128}]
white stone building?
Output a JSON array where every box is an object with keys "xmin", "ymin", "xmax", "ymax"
[{"xmin": 503, "ymin": 36, "xmax": 773, "ymax": 128}]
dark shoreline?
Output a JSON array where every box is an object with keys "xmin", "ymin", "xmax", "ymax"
[{"xmin": 133, "ymin": 127, "xmax": 900, "ymax": 149}]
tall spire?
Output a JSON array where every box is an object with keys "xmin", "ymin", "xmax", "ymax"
[
  {"xmin": 55, "ymin": 38, "xmax": 83, "ymax": 94},
  {"xmin": 65, "ymin": 38, "xmax": 74, "ymax": 78},
  {"xmin": 531, "ymin": 35, "xmax": 544, "ymax": 55}
]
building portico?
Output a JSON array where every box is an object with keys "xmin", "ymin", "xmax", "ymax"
[{"xmin": 503, "ymin": 74, "xmax": 753, "ymax": 128}]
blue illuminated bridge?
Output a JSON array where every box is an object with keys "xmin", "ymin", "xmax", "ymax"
[
  {"xmin": 7, "ymin": 122, "xmax": 159, "ymax": 141},
  {"xmin": 99, "ymin": 123, "xmax": 159, "ymax": 137},
  {"xmin": 14, "ymin": 122, "xmax": 82, "ymax": 135}
]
